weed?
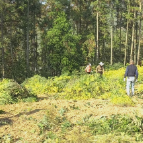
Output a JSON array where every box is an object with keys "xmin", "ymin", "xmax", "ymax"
[
  {"xmin": 61, "ymin": 120, "xmax": 73, "ymax": 132},
  {"xmin": 64, "ymin": 126, "xmax": 92, "ymax": 143},
  {"xmin": 0, "ymin": 110, "xmax": 5, "ymax": 114},
  {"xmin": 38, "ymin": 115, "xmax": 51, "ymax": 134},
  {"xmin": 82, "ymin": 114, "xmax": 93, "ymax": 123},
  {"xmin": 55, "ymin": 116, "xmax": 66, "ymax": 124},
  {"xmin": 59, "ymin": 107, "xmax": 68, "ymax": 116},
  {"xmin": 84, "ymin": 114, "xmax": 143, "ymax": 136},
  {"xmin": 22, "ymin": 96, "xmax": 37, "ymax": 103},
  {"xmin": 0, "ymin": 134, "xmax": 14, "ymax": 143},
  {"xmin": 70, "ymin": 104, "xmax": 80, "ymax": 110}
]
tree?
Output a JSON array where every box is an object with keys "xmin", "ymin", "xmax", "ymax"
[
  {"xmin": 137, "ymin": 0, "xmax": 142, "ymax": 65},
  {"xmin": 42, "ymin": 12, "xmax": 81, "ymax": 76}
]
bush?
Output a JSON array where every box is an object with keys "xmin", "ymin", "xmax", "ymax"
[
  {"xmin": 106, "ymin": 62, "xmax": 124, "ymax": 70},
  {"xmin": 0, "ymin": 79, "xmax": 35, "ymax": 105},
  {"xmin": 110, "ymin": 95, "xmax": 135, "ymax": 106},
  {"xmin": 21, "ymin": 66, "xmax": 143, "ymax": 103},
  {"xmin": 22, "ymin": 74, "xmax": 71, "ymax": 95},
  {"xmin": 22, "ymin": 75, "xmax": 48, "ymax": 95}
]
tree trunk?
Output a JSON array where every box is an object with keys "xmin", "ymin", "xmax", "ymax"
[
  {"xmin": 10, "ymin": 13, "xmax": 14, "ymax": 79},
  {"xmin": 1, "ymin": 1, "xmax": 4, "ymax": 78},
  {"xmin": 110, "ymin": 2, "xmax": 113, "ymax": 65},
  {"xmin": 124, "ymin": 20, "xmax": 128, "ymax": 66},
  {"xmin": 96, "ymin": 0, "xmax": 99, "ymax": 64},
  {"xmin": 130, "ymin": 11, "xmax": 135, "ymax": 61},
  {"xmin": 111, "ymin": 26, "xmax": 113, "ymax": 65},
  {"xmin": 33, "ymin": 0, "xmax": 37, "ymax": 73},
  {"xmin": 26, "ymin": 0, "xmax": 30, "ymax": 77},
  {"xmin": 120, "ymin": 0, "xmax": 122, "ymax": 61},
  {"xmin": 137, "ymin": 1, "xmax": 142, "ymax": 65}
]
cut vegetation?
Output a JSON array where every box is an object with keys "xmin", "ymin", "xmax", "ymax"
[{"xmin": 0, "ymin": 67, "xmax": 143, "ymax": 142}]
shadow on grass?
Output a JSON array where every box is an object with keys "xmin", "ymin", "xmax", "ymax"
[
  {"xmin": 15, "ymin": 109, "xmax": 45, "ymax": 117},
  {"xmin": 37, "ymin": 93, "xmax": 60, "ymax": 101},
  {"xmin": 0, "ymin": 109, "xmax": 45, "ymax": 127},
  {"xmin": 0, "ymin": 118, "xmax": 12, "ymax": 127},
  {"xmin": 37, "ymin": 96, "xmax": 50, "ymax": 101}
]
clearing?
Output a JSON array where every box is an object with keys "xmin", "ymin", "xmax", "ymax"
[{"xmin": 0, "ymin": 94, "xmax": 143, "ymax": 142}]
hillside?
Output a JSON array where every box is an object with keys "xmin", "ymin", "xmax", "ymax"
[
  {"xmin": 0, "ymin": 66, "xmax": 143, "ymax": 142},
  {"xmin": 1, "ymin": 94, "xmax": 143, "ymax": 143}
]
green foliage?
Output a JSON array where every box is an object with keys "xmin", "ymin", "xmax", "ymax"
[
  {"xmin": 22, "ymin": 96, "xmax": 37, "ymax": 103},
  {"xmin": 61, "ymin": 120, "xmax": 73, "ymax": 131},
  {"xmin": 42, "ymin": 12, "xmax": 82, "ymax": 75},
  {"xmin": 59, "ymin": 107, "xmax": 68, "ymax": 116},
  {"xmin": 38, "ymin": 106, "xmax": 66, "ymax": 135},
  {"xmin": 0, "ymin": 110, "xmax": 4, "ymax": 114},
  {"xmin": 38, "ymin": 110, "xmax": 143, "ymax": 143},
  {"xmin": 61, "ymin": 74, "xmax": 104, "ymax": 99},
  {"xmin": 38, "ymin": 115, "xmax": 51, "ymax": 134},
  {"xmin": 22, "ymin": 75, "xmax": 49, "ymax": 95},
  {"xmin": 83, "ymin": 114, "xmax": 143, "ymax": 136},
  {"xmin": 22, "ymin": 67, "xmax": 143, "ymax": 107},
  {"xmin": 43, "ymin": 131, "xmax": 57, "ymax": 142},
  {"xmin": 0, "ymin": 134, "xmax": 14, "ymax": 143},
  {"xmin": 38, "ymin": 106, "xmax": 73, "ymax": 142},
  {"xmin": 106, "ymin": 62, "xmax": 125, "ymax": 70},
  {"xmin": 110, "ymin": 95, "xmax": 135, "ymax": 106},
  {"xmin": 22, "ymin": 74, "xmax": 71, "ymax": 95},
  {"xmin": 0, "ymin": 79, "xmax": 35, "ymax": 105},
  {"xmin": 70, "ymin": 104, "xmax": 80, "ymax": 110},
  {"xmin": 11, "ymin": 66, "xmax": 143, "ymax": 106}
]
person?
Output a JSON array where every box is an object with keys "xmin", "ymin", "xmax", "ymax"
[
  {"xmin": 124, "ymin": 60, "xmax": 138, "ymax": 96},
  {"xmin": 96, "ymin": 62, "xmax": 104, "ymax": 76},
  {"xmin": 85, "ymin": 63, "xmax": 91, "ymax": 74}
]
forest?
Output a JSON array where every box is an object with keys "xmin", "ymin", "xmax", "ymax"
[
  {"xmin": 0, "ymin": 0, "xmax": 143, "ymax": 82},
  {"xmin": 1, "ymin": 0, "xmax": 143, "ymax": 142}
]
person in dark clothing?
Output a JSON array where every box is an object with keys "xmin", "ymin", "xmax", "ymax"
[{"xmin": 124, "ymin": 60, "xmax": 138, "ymax": 96}]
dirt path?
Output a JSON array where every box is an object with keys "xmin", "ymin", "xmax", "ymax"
[{"xmin": 0, "ymin": 95, "xmax": 143, "ymax": 142}]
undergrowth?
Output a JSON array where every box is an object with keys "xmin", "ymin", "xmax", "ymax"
[
  {"xmin": 37, "ymin": 106, "xmax": 143, "ymax": 143},
  {"xmin": 21, "ymin": 66, "xmax": 143, "ymax": 106},
  {"xmin": 0, "ymin": 79, "xmax": 37, "ymax": 105},
  {"xmin": 1, "ymin": 66, "xmax": 143, "ymax": 106}
]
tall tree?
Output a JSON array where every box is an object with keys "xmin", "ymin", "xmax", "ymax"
[
  {"xmin": 96, "ymin": 0, "xmax": 99, "ymax": 63},
  {"xmin": 137, "ymin": 0, "xmax": 142, "ymax": 65},
  {"xmin": 110, "ymin": 1, "xmax": 113, "ymax": 65},
  {"xmin": 124, "ymin": 0, "xmax": 130, "ymax": 66}
]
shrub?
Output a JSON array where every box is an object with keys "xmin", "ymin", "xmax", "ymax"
[
  {"xmin": 22, "ymin": 75, "xmax": 48, "ymax": 95},
  {"xmin": 22, "ymin": 75, "xmax": 71, "ymax": 95},
  {"xmin": 0, "ymin": 79, "xmax": 35, "ymax": 105},
  {"xmin": 110, "ymin": 95, "xmax": 135, "ymax": 106},
  {"xmin": 105, "ymin": 62, "xmax": 124, "ymax": 70},
  {"xmin": 136, "ymin": 84, "xmax": 143, "ymax": 95},
  {"xmin": 85, "ymin": 114, "xmax": 143, "ymax": 136}
]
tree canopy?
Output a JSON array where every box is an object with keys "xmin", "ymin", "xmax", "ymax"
[{"xmin": 0, "ymin": 0, "xmax": 143, "ymax": 82}]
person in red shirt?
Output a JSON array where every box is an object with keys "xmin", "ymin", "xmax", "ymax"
[{"xmin": 85, "ymin": 63, "xmax": 91, "ymax": 74}]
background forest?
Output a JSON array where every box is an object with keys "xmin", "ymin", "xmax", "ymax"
[{"xmin": 0, "ymin": 0, "xmax": 143, "ymax": 82}]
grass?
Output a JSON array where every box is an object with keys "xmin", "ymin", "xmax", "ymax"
[
  {"xmin": 1, "ymin": 96, "xmax": 143, "ymax": 142},
  {"xmin": 0, "ymin": 66, "xmax": 143, "ymax": 142}
]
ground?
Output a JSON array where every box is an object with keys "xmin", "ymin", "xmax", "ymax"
[{"xmin": 0, "ymin": 94, "xmax": 143, "ymax": 142}]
